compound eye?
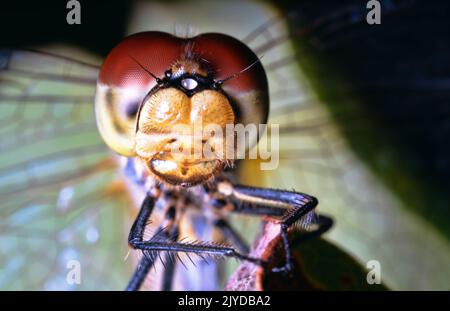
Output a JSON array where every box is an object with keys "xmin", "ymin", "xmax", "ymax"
[{"xmin": 181, "ymin": 78, "xmax": 198, "ymax": 90}]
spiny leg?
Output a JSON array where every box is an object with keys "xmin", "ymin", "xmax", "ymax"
[
  {"xmin": 126, "ymin": 226, "xmax": 170, "ymax": 291},
  {"xmin": 125, "ymin": 192, "xmax": 158, "ymax": 291},
  {"xmin": 126, "ymin": 256, "xmax": 155, "ymax": 292},
  {"xmin": 127, "ymin": 195, "xmax": 265, "ymax": 292},
  {"xmin": 161, "ymin": 238, "xmax": 177, "ymax": 291},
  {"xmin": 129, "ymin": 239, "xmax": 263, "ymax": 265},
  {"xmin": 126, "ymin": 189, "xmax": 183, "ymax": 291},
  {"xmin": 127, "ymin": 222, "xmax": 178, "ymax": 292},
  {"xmin": 215, "ymin": 181, "xmax": 333, "ymax": 274},
  {"xmin": 160, "ymin": 205, "xmax": 179, "ymax": 291}
]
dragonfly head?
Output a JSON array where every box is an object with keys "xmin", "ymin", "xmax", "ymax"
[{"xmin": 95, "ymin": 32, "xmax": 269, "ymax": 186}]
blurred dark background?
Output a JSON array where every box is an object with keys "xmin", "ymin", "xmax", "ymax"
[{"xmin": 0, "ymin": 1, "xmax": 131, "ymax": 55}]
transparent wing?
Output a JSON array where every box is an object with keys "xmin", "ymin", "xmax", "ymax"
[{"xmin": 0, "ymin": 49, "xmax": 131, "ymax": 290}]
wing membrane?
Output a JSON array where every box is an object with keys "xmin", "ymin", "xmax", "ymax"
[{"xmin": 0, "ymin": 49, "xmax": 131, "ymax": 290}]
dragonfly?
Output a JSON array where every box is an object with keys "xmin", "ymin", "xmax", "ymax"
[
  {"xmin": 0, "ymin": 5, "xmax": 332, "ymax": 291},
  {"xmin": 1, "ymin": 0, "xmax": 450, "ymax": 290}
]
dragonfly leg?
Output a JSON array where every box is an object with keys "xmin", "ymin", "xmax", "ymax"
[
  {"xmin": 126, "ymin": 253, "xmax": 155, "ymax": 291},
  {"xmin": 213, "ymin": 218, "xmax": 249, "ymax": 254},
  {"xmin": 129, "ymin": 238, "xmax": 264, "ymax": 267},
  {"xmin": 127, "ymin": 192, "xmax": 265, "ymax": 291},
  {"xmin": 126, "ymin": 188, "xmax": 183, "ymax": 291},
  {"xmin": 161, "ymin": 240, "xmax": 177, "ymax": 291},
  {"xmin": 160, "ymin": 206, "xmax": 179, "ymax": 291},
  {"xmin": 126, "ymin": 220, "xmax": 179, "ymax": 292},
  {"xmin": 125, "ymin": 192, "xmax": 158, "ymax": 291},
  {"xmin": 216, "ymin": 181, "xmax": 333, "ymax": 275}
]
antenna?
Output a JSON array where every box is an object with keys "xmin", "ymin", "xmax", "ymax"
[
  {"xmin": 129, "ymin": 55, "xmax": 162, "ymax": 84},
  {"xmin": 215, "ymin": 56, "xmax": 263, "ymax": 86}
]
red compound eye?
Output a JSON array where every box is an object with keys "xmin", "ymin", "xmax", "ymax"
[
  {"xmin": 98, "ymin": 31, "xmax": 268, "ymax": 96},
  {"xmin": 99, "ymin": 32, "xmax": 182, "ymax": 88}
]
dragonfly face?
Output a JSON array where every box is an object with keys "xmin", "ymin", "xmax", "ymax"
[{"xmin": 95, "ymin": 32, "xmax": 269, "ymax": 186}]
